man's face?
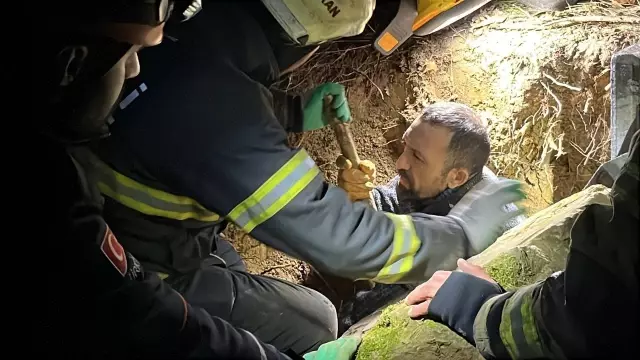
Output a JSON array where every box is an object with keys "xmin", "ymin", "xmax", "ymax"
[
  {"xmin": 396, "ymin": 121, "xmax": 452, "ymax": 199},
  {"xmin": 55, "ymin": 22, "xmax": 165, "ymax": 140}
]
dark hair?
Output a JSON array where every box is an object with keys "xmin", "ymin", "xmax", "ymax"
[{"xmin": 419, "ymin": 102, "xmax": 490, "ymax": 176}]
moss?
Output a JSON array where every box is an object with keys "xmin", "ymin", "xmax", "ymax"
[
  {"xmin": 485, "ymin": 253, "xmax": 535, "ymax": 290},
  {"xmin": 355, "ymin": 304, "xmax": 463, "ymax": 360},
  {"xmin": 355, "ymin": 304, "xmax": 407, "ymax": 360}
]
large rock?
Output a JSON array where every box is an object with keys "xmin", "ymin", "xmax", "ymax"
[{"xmin": 349, "ymin": 185, "xmax": 612, "ymax": 360}]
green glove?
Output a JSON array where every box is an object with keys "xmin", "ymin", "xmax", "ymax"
[
  {"xmin": 303, "ymin": 337, "xmax": 361, "ymax": 360},
  {"xmin": 302, "ymin": 82, "xmax": 352, "ymax": 131}
]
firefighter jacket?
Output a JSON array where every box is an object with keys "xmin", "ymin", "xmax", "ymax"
[
  {"xmin": 85, "ymin": 3, "xmax": 501, "ymax": 284},
  {"xmin": 34, "ymin": 135, "xmax": 294, "ymax": 359}
]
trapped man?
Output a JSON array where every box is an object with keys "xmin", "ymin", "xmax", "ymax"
[{"xmin": 331, "ymin": 102, "xmax": 524, "ymax": 331}]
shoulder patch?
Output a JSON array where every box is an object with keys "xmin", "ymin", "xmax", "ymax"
[{"xmin": 101, "ymin": 226, "xmax": 128, "ymax": 276}]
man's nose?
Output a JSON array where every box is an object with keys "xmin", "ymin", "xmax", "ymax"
[{"xmin": 396, "ymin": 150, "xmax": 409, "ymax": 171}]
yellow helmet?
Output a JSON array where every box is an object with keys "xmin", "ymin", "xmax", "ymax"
[{"xmin": 261, "ymin": 0, "xmax": 376, "ymax": 45}]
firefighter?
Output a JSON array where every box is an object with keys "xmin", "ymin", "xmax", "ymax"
[
  {"xmin": 79, "ymin": 1, "xmax": 524, "ymax": 354},
  {"xmin": 30, "ymin": 0, "xmax": 356, "ymax": 358},
  {"xmin": 404, "ymin": 131, "xmax": 639, "ymax": 357}
]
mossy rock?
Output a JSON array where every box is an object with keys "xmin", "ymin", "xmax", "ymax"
[
  {"xmin": 355, "ymin": 303, "xmax": 484, "ymax": 360},
  {"xmin": 351, "ymin": 185, "xmax": 612, "ymax": 360}
]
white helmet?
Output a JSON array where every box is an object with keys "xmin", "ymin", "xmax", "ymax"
[{"xmin": 261, "ymin": 0, "xmax": 376, "ymax": 45}]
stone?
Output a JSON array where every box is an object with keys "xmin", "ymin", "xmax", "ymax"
[{"xmin": 349, "ymin": 185, "xmax": 612, "ymax": 360}]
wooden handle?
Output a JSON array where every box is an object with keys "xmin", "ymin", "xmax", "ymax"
[
  {"xmin": 324, "ymin": 95, "xmax": 360, "ymax": 165},
  {"xmin": 324, "ymin": 95, "xmax": 377, "ymax": 209}
]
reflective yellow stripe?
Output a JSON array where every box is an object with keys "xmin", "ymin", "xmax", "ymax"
[
  {"xmin": 76, "ymin": 149, "xmax": 220, "ymax": 222},
  {"xmin": 373, "ymin": 213, "xmax": 421, "ymax": 283},
  {"xmin": 473, "ymin": 292, "xmax": 511, "ymax": 358},
  {"xmin": 520, "ymin": 292, "xmax": 542, "ymax": 353},
  {"xmin": 228, "ymin": 149, "xmax": 320, "ymax": 233},
  {"xmin": 500, "ymin": 296, "xmax": 518, "ymax": 359},
  {"xmin": 500, "ymin": 283, "xmax": 545, "ymax": 359},
  {"xmin": 97, "ymin": 181, "xmax": 219, "ymax": 222},
  {"xmin": 157, "ymin": 272, "xmax": 170, "ymax": 280}
]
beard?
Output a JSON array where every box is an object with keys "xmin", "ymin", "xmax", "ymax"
[
  {"xmin": 395, "ymin": 170, "xmax": 450, "ymax": 213},
  {"xmin": 395, "ymin": 171, "xmax": 423, "ymax": 213}
]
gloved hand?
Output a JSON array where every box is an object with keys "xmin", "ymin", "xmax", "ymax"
[
  {"xmin": 447, "ymin": 179, "xmax": 525, "ymax": 255},
  {"xmin": 303, "ymin": 337, "xmax": 361, "ymax": 360},
  {"xmin": 404, "ymin": 259, "xmax": 504, "ymax": 345},
  {"xmin": 336, "ymin": 155, "xmax": 376, "ymax": 201},
  {"xmin": 303, "ymin": 83, "xmax": 351, "ymax": 131}
]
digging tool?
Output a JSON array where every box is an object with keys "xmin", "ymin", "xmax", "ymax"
[
  {"xmin": 374, "ymin": 0, "xmax": 492, "ymax": 55},
  {"xmin": 323, "ymin": 95, "xmax": 376, "ymax": 208},
  {"xmin": 318, "ymin": 95, "xmax": 377, "ymax": 301}
]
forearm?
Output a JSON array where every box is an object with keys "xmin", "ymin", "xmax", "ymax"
[
  {"xmin": 473, "ymin": 281, "xmax": 558, "ymax": 359},
  {"xmin": 423, "ymin": 271, "xmax": 572, "ymax": 359},
  {"xmin": 475, "ymin": 244, "xmax": 637, "ymax": 359},
  {"xmin": 248, "ymin": 174, "xmax": 469, "ymax": 284}
]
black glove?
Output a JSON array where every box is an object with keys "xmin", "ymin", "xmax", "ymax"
[{"xmin": 427, "ymin": 272, "xmax": 504, "ymax": 344}]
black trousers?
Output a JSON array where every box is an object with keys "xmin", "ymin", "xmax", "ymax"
[{"xmin": 167, "ymin": 237, "xmax": 338, "ymax": 355}]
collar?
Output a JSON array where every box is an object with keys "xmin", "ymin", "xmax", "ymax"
[{"xmin": 403, "ymin": 172, "xmax": 483, "ymax": 215}]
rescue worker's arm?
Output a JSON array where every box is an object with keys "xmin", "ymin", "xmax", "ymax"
[
  {"xmin": 409, "ymin": 249, "xmax": 634, "ymax": 359},
  {"xmin": 272, "ymin": 83, "xmax": 351, "ymax": 133},
  {"xmin": 404, "ymin": 261, "xmax": 565, "ymax": 359},
  {"xmin": 121, "ymin": 59, "xmax": 522, "ymax": 284},
  {"xmin": 405, "ymin": 143, "xmax": 639, "ymax": 358}
]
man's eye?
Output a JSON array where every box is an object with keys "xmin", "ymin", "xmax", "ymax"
[{"xmin": 413, "ymin": 150, "xmax": 424, "ymax": 163}]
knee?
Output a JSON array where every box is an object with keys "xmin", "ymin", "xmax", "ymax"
[{"xmin": 306, "ymin": 288, "xmax": 339, "ymax": 348}]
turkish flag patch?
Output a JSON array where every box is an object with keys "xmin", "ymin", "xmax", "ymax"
[{"xmin": 100, "ymin": 226, "xmax": 127, "ymax": 276}]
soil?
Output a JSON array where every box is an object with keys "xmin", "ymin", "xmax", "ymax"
[
  {"xmin": 229, "ymin": 1, "xmax": 639, "ymax": 282},
  {"xmin": 224, "ymin": 224, "xmax": 310, "ymax": 283}
]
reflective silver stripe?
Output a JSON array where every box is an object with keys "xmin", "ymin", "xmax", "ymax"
[
  {"xmin": 233, "ymin": 158, "xmax": 314, "ymax": 228},
  {"xmin": 387, "ymin": 218, "xmax": 415, "ymax": 276},
  {"xmin": 96, "ymin": 166, "xmax": 215, "ymax": 217},
  {"xmin": 72, "ymin": 148, "xmax": 220, "ymax": 222},
  {"xmin": 373, "ymin": 214, "xmax": 421, "ymax": 283},
  {"xmin": 119, "ymin": 89, "xmax": 140, "ymax": 109},
  {"xmin": 228, "ymin": 150, "xmax": 319, "ymax": 233}
]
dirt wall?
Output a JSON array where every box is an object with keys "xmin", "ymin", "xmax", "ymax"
[{"xmin": 231, "ymin": 1, "xmax": 639, "ymax": 280}]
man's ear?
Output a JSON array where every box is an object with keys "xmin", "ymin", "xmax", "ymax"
[
  {"xmin": 57, "ymin": 46, "xmax": 88, "ymax": 86},
  {"xmin": 446, "ymin": 167, "xmax": 469, "ymax": 189}
]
